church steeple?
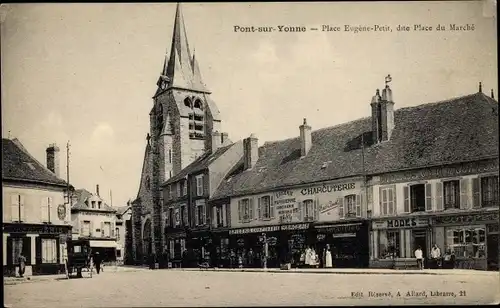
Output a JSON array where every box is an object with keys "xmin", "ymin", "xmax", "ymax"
[{"xmin": 159, "ymin": 3, "xmax": 209, "ymax": 93}]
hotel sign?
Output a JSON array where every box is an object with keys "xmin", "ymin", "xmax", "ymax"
[
  {"xmin": 379, "ymin": 160, "xmax": 498, "ymax": 184},
  {"xmin": 372, "ymin": 217, "xmax": 429, "ymax": 230},
  {"xmin": 229, "ymin": 223, "xmax": 309, "ymax": 235},
  {"xmin": 433, "ymin": 212, "xmax": 499, "ymax": 225}
]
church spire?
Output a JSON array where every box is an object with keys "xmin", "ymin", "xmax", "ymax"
[{"xmin": 161, "ymin": 3, "xmax": 209, "ymax": 93}]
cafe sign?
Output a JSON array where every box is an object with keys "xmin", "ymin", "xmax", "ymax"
[
  {"xmin": 372, "ymin": 217, "xmax": 429, "ymax": 230},
  {"xmin": 229, "ymin": 223, "xmax": 309, "ymax": 235},
  {"xmin": 433, "ymin": 212, "xmax": 499, "ymax": 225}
]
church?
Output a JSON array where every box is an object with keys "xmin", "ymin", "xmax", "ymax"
[{"xmin": 130, "ymin": 3, "xmax": 232, "ymax": 264}]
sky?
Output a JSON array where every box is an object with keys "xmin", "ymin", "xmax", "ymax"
[{"xmin": 1, "ymin": 1, "xmax": 497, "ymax": 208}]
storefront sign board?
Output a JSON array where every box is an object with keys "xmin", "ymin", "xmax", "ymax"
[
  {"xmin": 433, "ymin": 212, "xmax": 499, "ymax": 225},
  {"xmin": 315, "ymin": 222, "xmax": 363, "ymax": 234},
  {"xmin": 371, "ymin": 217, "xmax": 429, "ymax": 230},
  {"xmin": 3, "ymin": 223, "xmax": 71, "ymax": 234},
  {"xmin": 229, "ymin": 223, "xmax": 310, "ymax": 235}
]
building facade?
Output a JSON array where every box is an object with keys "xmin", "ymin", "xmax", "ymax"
[
  {"xmin": 162, "ymin": 138, "xmax": 243, "ymax": 267},
  {"xmin": 115, "ymin": 203, "xmax": 132, "ymax": 264},
  {"xmin": 2, "ymin": 139, "xmax": 73, "ymax": 276},
  {"xmin": 71, "ymin": 186, "xmax": 118, "ymax": 262},
  {"xmin": 131, "ymin": 3, "xmax": 228, "ymax": 264}
]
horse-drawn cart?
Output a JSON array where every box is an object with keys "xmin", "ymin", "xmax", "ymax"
[{"xmin": 66, "ymin": 239, "xmax": 93, "ymax": 278}]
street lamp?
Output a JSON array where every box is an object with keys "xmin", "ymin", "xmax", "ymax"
[{"xmin": 261, "ymin": 233, "xmax": 268, "ymax": 269}]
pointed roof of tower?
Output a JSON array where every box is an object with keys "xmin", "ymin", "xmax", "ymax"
[{"xmin": 162, "ymin": 3, "xmax": 209, "ymax": 93}]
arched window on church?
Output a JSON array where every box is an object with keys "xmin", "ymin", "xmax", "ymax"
[
  {"xmin": 184, "ymin": 97, "xmax": 192, "ymax": 108},
  {"xmin": 193, "ymin": 99, "xmax": 203, "ymax": 110},
  {"xmin": 168, "ymin": 149, "xmax": 172, "ymax": 163}
]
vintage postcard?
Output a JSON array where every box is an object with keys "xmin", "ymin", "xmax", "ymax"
[{"xmin": 2, "ymin": 1, "xmax": 498, "ymax": 307}]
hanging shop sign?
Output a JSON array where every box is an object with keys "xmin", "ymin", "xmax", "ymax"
[
  {"xmin": 314, "ymin": 222, "xmax": 362, "ymax": 234},
  {"xmin": 371, "ymin": 217, "xmax": 429, "ymax": 230},
  {"xmin": 229, "ymin": 223, "xmax": 310, "ymax": 235},
  {"xmin": 379, "ymin": 159, "xmax": 498, "ymax": 185},
  {"xmin": 433, "ymin": 212, "xmax": 499, "ymax": 225},
  {"xmin": 57, "ymin": 204, "xmax": 67, "ymax": 220}
]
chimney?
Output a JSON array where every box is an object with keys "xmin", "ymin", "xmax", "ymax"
[
  {"xmin": 370, "ymin": 89, "xmax": 382, "ymax": 143},
  {"xmin": 96, "ymin": 184, "xmax": 100, "ymax": 197},
  {"xmin": 491, "ymin": 89, "xmax": 495, "ymax": 99},
  {"xmin": 243, "ymin": 133, "xmax": 259, "ymax": 170},
  {"xmin": 211, "ymin": 131, "xmax": 222, "ymax": 152},
  {"xmin": 221, "ymin": 132, "xmax": 229, "ymax": 146},
  {"xmin": 479, "ymin": 82, "xmax": 482, "ymax": 93},
  {"xmin": 46, "ymin": 144, "xmax": 60, "ymax": 177},
  {"xmin": 299, "ymin": 118, "xmax": 312, "ymax": 157},
  {"xmin": 380, "ymin": 85, "xmax": 395, "ymax": 142}
]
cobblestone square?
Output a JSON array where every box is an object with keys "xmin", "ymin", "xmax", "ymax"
[{"xmin": 4, "ymin": 270, "xmax": 499, "ymax": 307}]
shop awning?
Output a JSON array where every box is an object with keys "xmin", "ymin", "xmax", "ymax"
[{"xmin": 89, "ymin": 240, "xmax": 117, "ymax": 248}]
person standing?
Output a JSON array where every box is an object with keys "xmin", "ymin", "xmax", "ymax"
[
  {"xmin": 414, "ymin": 246, "xmax": 424, "ymax": 270},
  {"xmin": 94, "ymin": 252, "xmax": 102, "ymax": 274},
  {"xmin": 324, "ymin": 244, "xmax": 333, "ymax": 268},
  {"xmin": 18, "ymin": 254, "xmax": 27, "ymax": 278},
  {"xmin": 431, "ymin": 244, "xmax": 441, "ymax": 269}
]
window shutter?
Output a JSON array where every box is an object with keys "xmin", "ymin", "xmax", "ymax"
[
  {"xmin": 392, "ymin": 185, "xmax": 397, "ymax": 215},
  {"xmin": 202, "ymin": 203, "xmax": 207, "ymax": 225},
  {"xmin": 222, "ymin": 204, "xmax": 227, "ymax": 227},
  {"xmin": 314, "ymin": 197, "xmax": 319, "ymax": 221},
  {"xmin": 10, "ymin": 195, "xmax": 17, "ymax": 222},
  {"xmin": 472, "ymin": 177, "xmax": 480, "ymax": 208},
  {"xmin": 195, "ymin": 206, "xmax": 199, "ymax": 226},
  {"xmin": 425, "ymin": 183, "xmax": 432, "ymax": 211},
  {"xmin": 403, "ymin": 186, "xmax": 410, "ymax": 213},
  {"xmin": 111, "ymin": 222, "xmax": 115, "ymax": 237},
  {"xmin": 270, "ymin": 195, "xmax": 275, "ymax": 219},
  {"xmin": 379, "ymin": 187, "xmax": 384, "ymax": 215},
  {"xmin": 435, "ymin": 182, "xmax": 444, "ymax": 210},
  {"xmin": 48, "ymin": 197, "xmax": 52, "ymax": 222},
  {"xmin": 101, "ymin": 222, "xmax": 105, "ymax": 237},
  {"xmin": 41, "ymin": 197, "xmax": 48, "ymax": 223},
  {"xmin": 338, "ymin": 197, "xmax": 344, "ymax": 219},
  {"xmin": 19, "ymin": 195, "xmax": 25, "ymax": 222},
  {"xmin": 257, "ymin": 197, "xmax": 262, "ymax": 220},
  {"xmin": 460, "ymin": 178, "xmax": 469, "ymax": 209},
  {"xmin": 249, "ymin": 198, "xmax": 254, "ymax": 220},
  {"xmin": 212, "ymin": 206, "xmax": 217, "ymax": 227},
  {"xmin": 238, "ymin": 201, "xmax": 242, "ymax": 222},
  {"xmin": 356, "ymin": 194, "xmax": 362, "ymax": 217},
  {"xmin": 386, "ymin": 188, "xmax": 392, "ymax": 215},
  {"xmin": 80, "ymin": 222, "xmax": 84, "ymax": 236}
]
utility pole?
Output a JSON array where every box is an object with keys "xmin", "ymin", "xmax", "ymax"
[{"xmin": 66, "ymin": 141, "xmax": 71, "ymax": 205}]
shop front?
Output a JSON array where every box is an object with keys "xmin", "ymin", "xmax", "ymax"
[
  {"xmin": 369, "ymin": 216, "xmax": 431, "ymax": 269},
  {"xmin": 432, "ymin": 210, "xmax": 499, "ymax": 271},
  {"xmin": 315, "ymin": 220, "xmax": 369, "ymax": 268},
  {"xmin": 166, "ymin": 231, "xmax": 186, "ymax": 268},
  {"xmin": 228, "ymin": 223, "xmax": 313, "ymax": 268},
  {"xmin": 3, "ymin": 223, "xmax": 72, "ymax": 276},
  {"xmin": 188, "ymin": 230, "xmax": 213, "ymax": 267},
  {"xmin": 88, "ymin": 240, "xmax": 117, "ymax": 263}
]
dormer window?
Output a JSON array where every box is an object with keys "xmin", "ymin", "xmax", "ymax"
[
  {"xmin": 91, "ymin": 201, "xmax": 96, "ymax": 209},
  {"xmin": 98, "ymin": 201, "xmax": 102, "ymax": 209}
]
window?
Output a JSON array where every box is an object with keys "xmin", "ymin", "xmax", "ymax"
[
  {"xmin": 176, "ymin": 182, "xmax": 181, "ymax": 198},
  {"xmin": 91, "ymin": 201, "xmax": 96, "ymax": 209},
  {"xmin": 380, "ymin": 186, "xmax": 395, "ymax": 216},
  {"xmin": 98, "ymin": 201, "xmax": 102, "ymax": 209},
  {"xmin": 11, "ymin": 238, "xmax": 23, "ymax": 264},
  {"xmin": 196, "ymin": 202, "xmax": 206, "ymax": 226},
  {"xmin": 169, "ymin": 240, "xmax": 175, "ymax": 259},
  {"xmin": 259, "ymin": 196, "xmax": 272, "ymax": 220},
  {"xmin": 378, "ymin": 231, "xmax": 400, "ymax": 259},
  {"xmin": 169, "ymin": 149, "xmax": 172, "ymax": 163},
  {"xmin": 116, "ymin": 228, "xmax": 120, "ymax": 241},
  {"xmin": 238, "ymin": 198, "xmax": 253, "ymax": 223},
  {"xmin": 10, "ymin": 194, "xmax": 25, "ymax": 222},
  {"xmin": 117, "ymin": 249, "xmax": 122, "ymax": 258},
  {"xmin": 180, "ymin": 205, "xmax": 186, "ymax": 226},
  {"xmin": 443, "ymin": 180, "xmax": 460, "ymax": 209},
  {"xmin": 103, "ymin": 222, "xmax": 111, "ymax": 237},
  {"xmin": 446, "ymin": 226, "xmax": 486, "ymax": 258},
  {"xmin": 182, "ymin": 180, "xmax": 188, "ymax": 196},
  {"xmin": 481, "ymin": 176, "xmax": 499, "ymax": 207},
  {"xmin": 303, "ymin": 199, "xmax": 314, "ymax": 221},
  {"xmin": 196, "ymin": 175, "xmax": 204, "ymax": 196},
  {"xmin": 82, "ymin": 221, "xmax": 91, "ymax": 236},
  {"xmin": 344, "ymin": 195, "xmax": 357, "ymax": 218},
  {"xmin": 410, "ymin": 184, "xmax": 426, "ymax": 212},
  {"xmin": 41, "ymin": 197, "xmax": 52, "ymax": 223},
  {"xmin": 41, "ymin": 238, "xmax": 58, "ymax": 263},
  {"xmin": 170, "ymin": 184, "xmax": 175, "ymax": 200},
  {"xmin": 174, "ymin": 208, "xmax": 181, "ymax": 226},
  {"xmin": 215, "ymin": 207, "xmax": 222, "ymax": 227},
  {"xmin": 168, "ymin": 208, "xmax": 174, "ymax": 227}
]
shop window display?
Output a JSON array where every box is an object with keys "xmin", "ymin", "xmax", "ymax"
[
  {"xmin": 378, "ymin": 230, "xmax": 400, "ymax": 259},
  {"xmin": 446, "ymin": 226, "xmax": 486, "ymax": 258}
]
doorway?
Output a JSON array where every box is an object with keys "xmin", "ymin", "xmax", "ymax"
[
  {"xmin": 412, "ymin": 229, "xmax": 427, "ymax": 258},
  {"xmin": 487, "ymin": 234, "xmax": 498, "ymax": 271}
]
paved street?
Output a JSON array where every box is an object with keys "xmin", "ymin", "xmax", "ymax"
[{"xmin": 4, "ymin": 269, "xmax": 500, "ymax": 307}]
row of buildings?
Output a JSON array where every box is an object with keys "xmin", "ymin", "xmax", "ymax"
[
  {"xmin": 2, "ymin": 139, "xmax": 132, "ymax": 276},
  {"xmin": 131, "ymin": 4, "xmax": 499, "ymax": 270}
]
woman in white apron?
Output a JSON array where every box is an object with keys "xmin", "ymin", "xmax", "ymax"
[{"xmin": 325, "ymin": 244, "xmax": 333, "ymax": 268}]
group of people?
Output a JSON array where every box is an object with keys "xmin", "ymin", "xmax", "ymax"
[
  {"xmin": 414, "ymin": 244, "xmax": 456, "ymax": 270},
  {"xmin": 299, "ymin": 245, "xmax": 333, "ymax": 268}
]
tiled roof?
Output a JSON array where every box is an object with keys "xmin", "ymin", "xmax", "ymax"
[
  {"xmin": 71, "ymin": 189, "xmax": 116, "ymax": 213},
  {"xmin": 2, "ymin": 138, "xmax": 68, "ymax": 187},
  {"xmin": 163, "ymin": 143, "xmax": 234, "ymax": 186},
  {"xmin": 115, "ymin": 205, "xmax": 131, "ymax": 216},
  {"xmin": 212, "ymin": 92, "xmax": 498, "ymax": 199}
]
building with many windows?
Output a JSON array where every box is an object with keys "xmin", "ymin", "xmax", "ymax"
[
  {"xmin": 210, "ymin": 83, "xmax": 498, "ymax": 270},
  {"xmin": 71, "ymin": 185, "xmax": 118, "ymax": 262},
  {"xmin": 115, "ymin": 203, "xmax": 132, "ymax": 264},
  {"xmin": 2, "ymin": 139, "xmax": 73, "ymax": 276}
]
